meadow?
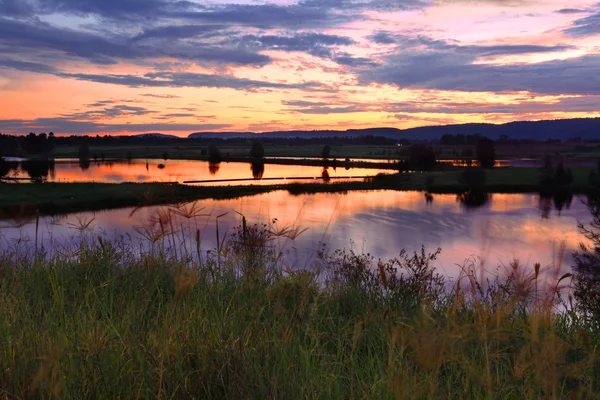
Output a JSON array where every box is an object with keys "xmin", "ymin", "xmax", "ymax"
[{"xmin": 0, "ymin": 209, "xmax": 599, "ymax": 399}]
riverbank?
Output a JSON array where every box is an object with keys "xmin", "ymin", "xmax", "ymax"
[
  {"xmin": 0, "ymin": 223, "xmax": 598, "ymax": 398},
  {"xmin": 0, "ymin": 166, "xmax": 597, "ymax": 215}
]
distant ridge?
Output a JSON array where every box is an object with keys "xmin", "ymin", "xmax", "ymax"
[
  {"xmin": 135, "ymin": 133, "xmax": 180, "ymax": 139},
  {"xmin": 188, "ymin": 118, "xmax": 600, "ymax": 141}
]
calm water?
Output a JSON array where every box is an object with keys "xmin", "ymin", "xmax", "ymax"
[
  {"xmin": 2, "ymin": 159, "xmax": 388, "ymax": 184},
  {"xmin": 0, "ymin": 190, "xmax": 590, "ymax": 281}
]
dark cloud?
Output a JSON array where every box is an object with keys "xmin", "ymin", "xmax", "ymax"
[
  {"xmin": 226, "ymin": 32, "xmax": 373, "ymax": 66},
  {"xmin": 132, "ymin": 24, "xmax": 228, "ymax": 41},
  {"xmin": 367, "ymin": 31, "xmax": 575, "ymax": 56},
  {"xmin": 0, "ymin": 118, "xmax": 231, "ymax": 134},
  {"xmin": 564, "ymin": 11, "xmax": 600, "ymax": 37},
  {"xmin": 60, "ymin": 71, "xmax": 325, "ymax": 91},
  {"xmin": 556, "ymin": 8, "xmax": 589, "ymax": 14},
  {"xmin": 387, "ymin": 96, "xmax": 600, "ymax": 114},
  {"xmin": 360, "ymin": 38, "xmax": 599, "ymax": 95},
  {"xmin": 63, "ymin": 105, "xmax": 156, "ymax": 120},
  {"xmin": 0, "ymin": 17, "xmax": 271, "ymax": 67},
  {"xmin": 0, "ymin": 58, "xmax": 60, "ymax": 74}
]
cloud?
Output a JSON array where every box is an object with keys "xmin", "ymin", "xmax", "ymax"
[
  {"xmin": 62, "ymin": 104, "xmax": 157, "ymax": 120},
  {"xmin": 141, "ymin": 94, "xmax": 181, "ymax": 99},
  {"xmin": 564, "ymin": 11, "xmax": 600, "ymax": 37},
  {"xmin": 0, "ymin": 59, "xmax": 60, "ymax": 74},
  {"xmin": 556, "ymin": 8, "xmax": 589, "ymax": 15},
  {"xmin": 0, "ymin": 17, "xmax": 271, "ymax": 67},
  {"xmin": 367, "ymin": 31, "xmax": 575, "ymax": 56},
  {"xmin": 360, "ymin": 48, "xmax": 600, "ymax": 95},
  {"xmin": 58, "ymin": 71, "xmax": 325, "ymax": 91},
  {"xmin": 0, "ymin": 118, "xmax": 231, "ymax": 134},
  {"xmin": 387, "ymin": 96, "xmax": 600, "ymax": 114}
]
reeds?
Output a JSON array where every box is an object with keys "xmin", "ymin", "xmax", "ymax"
[{"xmin": 0, "ymin": 208, "xmax": 599, "ymax": 399}]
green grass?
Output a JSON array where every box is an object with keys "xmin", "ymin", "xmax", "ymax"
[{"xmin": 0, "ymin": 217, "xmax": 599, "ymax": 399}]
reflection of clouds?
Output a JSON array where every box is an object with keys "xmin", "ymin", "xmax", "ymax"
[
  {"xmin": 104, "ymin": 174, "xmax": 125, "ymax": 182},
  {"xmin": 0, "ymin": 191, "xmax": 592, "ymax": 280},
  {"xmin": 9, "ymin": 159, "xmax": 389, "ymax": 184}
]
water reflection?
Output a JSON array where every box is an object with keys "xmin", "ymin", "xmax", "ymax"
[
  {"xmin": 7, "ymin": 159, "xmax": 387, "ymax": 184},
  {"xmin": 251, "ymin": 161, "xmax": 265, "ymax": 180},
  {"xmin": 0, "ymin": 159, "xmax": 19, "ymax": 178},
  {"xmin": 0, "ymin": 191, "xmax": 591, "ymax": 281},
  {"xmin": 457, "ymin": 191, "xmax": 492, "ymax": 210},
  {"xmin": 321, "ymin": 168, "xmax": 331, "ymax": 183},
  {"xmin": 208, "ymin": 162, "xmax": 220, "ymax": 176},
  {"xmin": 21, "ymin": 159, "xmax": 55, "ymax": 182},
  {"xmin": 79, "ymin": 158, "xmax": 90, "ymax": 171},
  {"xmin": 539, "ymin": 192, "xmax": 574, "ymax": 219}
]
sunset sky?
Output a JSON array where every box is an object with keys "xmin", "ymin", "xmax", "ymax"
[{"xmin": 1, "ymin": 0, "xmax": 599, "ymax": 136}]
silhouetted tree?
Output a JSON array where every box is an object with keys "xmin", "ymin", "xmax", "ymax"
[
  {"xmin": 208, "ymin": 145, "xmax": 222, "ymax": 163},
  {"xmin": 476, "ymin": 137, "xmax": 496, "ymax": 168},
  {"xmin": 21, "ymin": 133, "xmax": 54, "ymax": 155},
  {"xmin": 408, "ymin": 144, "xmax": 436, "ymax": 170},
  {"xmin": 0, "ymin": 134, "xmax": 19, "ymax": 157},
  {"xmin": 162, "ymin": 152, "xmax": 168, "ymax": 160},
  {"xmin": 250, "ymin": 140, "xmax": 264, "ymax": 159},
  {"xmin": 321, "ymin": 145, "xmax": 331, "ymax": 159},
  {"xmin": 78, "ymin": 144, "xmax": 91, "ymax": 160}
]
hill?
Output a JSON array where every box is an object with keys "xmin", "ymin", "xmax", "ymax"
[{"xmin": 188, "ymin": 118, "xmax": 600, "ymax": 141}]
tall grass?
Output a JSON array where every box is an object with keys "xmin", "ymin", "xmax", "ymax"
[{"xmin": 0, "ymin": 204, "xmax": 599, "ymax": 399}]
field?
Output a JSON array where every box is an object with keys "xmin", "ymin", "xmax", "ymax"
[{"xmin": 45, "ymin": 141, "xmax": 600, "ymax": 163}]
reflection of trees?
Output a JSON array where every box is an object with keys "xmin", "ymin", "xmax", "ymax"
[
  {"xmin": 208, "ymin": 162, "xmax": 220, "ymax": 176},
  {"xmin": 321, "ymin": 167, "xmax": 331, "ymax": 183},
  {"xmin": 0, "ymin": 159, "xmax": 19, "ymax": 178},
  {"xmin": 424, "ymin": 192, "xmax": 433, "ymax": 205},
  {"xmin": 573, "ymin": 194, "xmax": 600, "ymax": 328},
  {"xmin": 538, "ymin": 191, "xmax": 573, "ymax": 219},
  {"xmin": 251, "ymin": 161, "xmax": 264, "ymax": 180},
  {"xmin": 21, "ymin": 159, "xmax": 55, "ymax": 182},
  {"xmin": 79, "ymin": 158, "xmax": 91, "ymax": 171},
  {"xmin": 457, "ymin": 191, "xmax": 491, "ymax": 209}
]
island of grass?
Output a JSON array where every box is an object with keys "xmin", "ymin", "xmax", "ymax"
[{"xmin": 1, "ymin": 166, "xmax": 597, "ymax": 216}]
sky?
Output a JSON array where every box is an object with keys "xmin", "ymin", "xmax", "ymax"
[{"xmin": 0, "ymin": 0, "xmax": 599, "ymax": 136}]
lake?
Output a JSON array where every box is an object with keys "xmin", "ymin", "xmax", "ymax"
[
  {"xmin": 0, "ymin": 190, "xmax": 590, "ymax": 283},
  {"xmin": 1, "ymin": 159, "xmax": 389, "ymax": 184}
]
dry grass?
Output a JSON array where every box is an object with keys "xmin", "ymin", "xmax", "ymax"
[{"xmin": 0, "ymin": 205, "xmax": 599, "ymax": 399}]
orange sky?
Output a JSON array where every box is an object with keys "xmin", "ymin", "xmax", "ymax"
[{"xmin": 1, "ymin": 0, "xmax": 599, "ymax": 136}]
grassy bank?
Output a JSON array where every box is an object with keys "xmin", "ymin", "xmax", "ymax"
[
  {"xmin": 0, "ymin": 219, "xmax": 598, "ymax": 399},
  {"xmin": 1, "ymin": 166, "xmax": 598, "ymax": 216}
]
